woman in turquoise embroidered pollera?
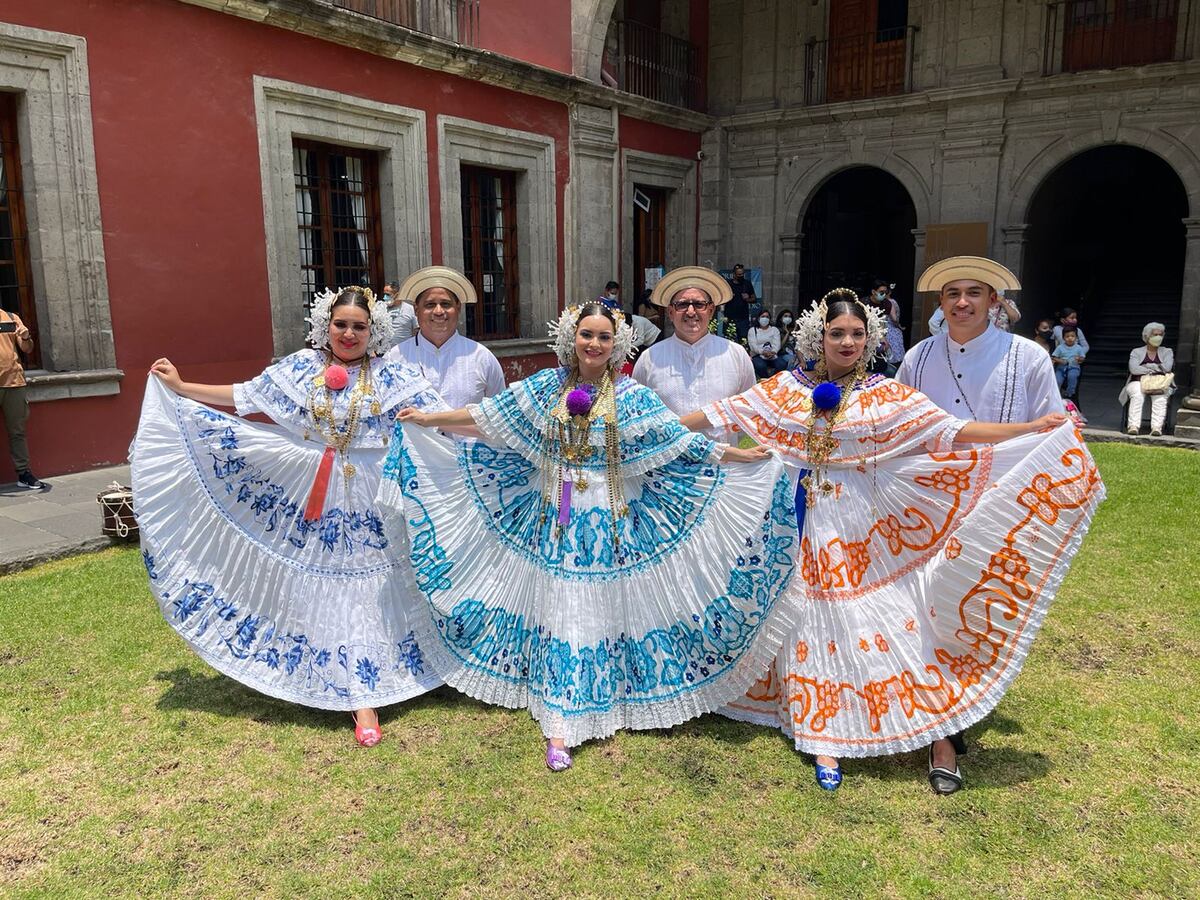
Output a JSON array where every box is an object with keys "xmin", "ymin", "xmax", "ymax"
[
  {"xmin": 133, "ymin": 286, "xmax": 445, "ymax": 747},
  {"xmin": 380, "ymin": 301, "xmax": 800, "ymax": 771}
]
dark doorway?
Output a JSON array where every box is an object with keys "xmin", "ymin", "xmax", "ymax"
[
  {"xmin": 1023, "ymin": 145, "xmax": 1187, "ymax": 373},
  {"xmin": 799, "ymin": 166, "xmax": 917, "ymax": 343}
]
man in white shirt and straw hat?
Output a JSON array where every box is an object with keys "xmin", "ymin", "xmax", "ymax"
[
  {"xmin": 896, "ymin": 255, "xmax": 1063, "ymax": 796},
  {"xmin": 384, "ymin": 266, "xmax": 506, "ymax": 409},
  {"xmin": 632, "ymin": 266, "xmax": 755, "ymax": 439}
]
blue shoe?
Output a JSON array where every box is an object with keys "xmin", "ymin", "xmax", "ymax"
[{"xmin": 814, "ymin": 762, "xmax": 842, "ymax": 791}]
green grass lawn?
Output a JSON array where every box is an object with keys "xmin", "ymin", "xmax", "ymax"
[{"xmin": 2, "ymin": 443, "xmax": 1199, "ymax": 898}]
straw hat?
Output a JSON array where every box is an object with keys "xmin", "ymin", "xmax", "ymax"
[
  {"xmin": 648, "ymin": 266, "xmax": 734, "ymax": 307},
  {"xmin": 917, "ymin": 256, "xmax": 1021, "ymax": 293},
  {"xmin": 396, "ymin": 266, "xmax": 478, "ymax": 305}
]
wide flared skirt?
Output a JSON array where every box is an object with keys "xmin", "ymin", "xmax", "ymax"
[
  {"xmin": 131, "ymin": 377, "xmax": 441, "ymax": 711},
  {"xmin": 378, "ymin": 425, "xmax": 800, "ymax": 746},
  {"xmin": 721, "ymin": 423, "xmax": 1105, "ymax": 757}
]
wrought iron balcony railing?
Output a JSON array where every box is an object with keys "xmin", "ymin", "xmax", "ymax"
[
  {"xmin": 330, "ymin": 0, "xmax": 480, "ymax": 47},
  {"xmin": 608, "ymin": 19, "xmax": 704, "ymax": 112},
  {"xmin": 803, "ymin": 25, "xmax": 918, "ymax": 106},
  {"xmin": 1042, "ymin": 0, "xmax": 1188, "ymax": 75}
]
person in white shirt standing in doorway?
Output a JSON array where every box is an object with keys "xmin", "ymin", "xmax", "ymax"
[
  {"xmin": 632, "ymin": 266, "xmax": 755, "ymax": 440},
  {"xmin": 896, "ymin": 255, "xmax": 1063, "ymax": 796},
  {"xmin": 385, "ymin": 266, "xmax": 506, "ymax": 408}
]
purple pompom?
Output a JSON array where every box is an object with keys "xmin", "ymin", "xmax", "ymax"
[
  {"xmin": 812, "ymin": 381, "xmax": 842, "ymax": 410},
  {"xmin": 566, "ymin": 387, "xmax": 594, "ymax": 417}
]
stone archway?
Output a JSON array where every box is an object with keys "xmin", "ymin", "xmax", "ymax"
[
  {"xmin": 1022, "ymin": 145, "xmax": 1190, "ymax": 375},
  {"xmin": 572, "ymin": 0, "xmax": 621, "ymax": 80},
  {"xmin": 793, "ymin": 165, "xmax": 920, "ymax": 350}
]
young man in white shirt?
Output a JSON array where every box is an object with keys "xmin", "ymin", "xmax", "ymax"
[
  {"xmin": 896, "ymin": 255, "xmax": 1063, "ymax": 796},
  {"xmin": 632, "ymin": 266, "xmax": 755, "ymax": 439},
  {"xmin": 384, "ymin": 267, "xmax": 505, "ymax": 409}
]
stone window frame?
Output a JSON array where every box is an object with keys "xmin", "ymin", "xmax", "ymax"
[
  {"xmin": 621, "ymin": 148, "xmax": 697, "ymax": 297},
  {"xmin": 0, "ymin": 22, "xmax": 119, "ymax": 401},
  {"xmin": 436, "ymin": 115, "xmax": 558, "ymax": 355},
  {"xmin": 254, "ymin": 76, "xmax": 431, "ymax": 357}
]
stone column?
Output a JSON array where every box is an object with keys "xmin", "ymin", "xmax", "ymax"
[
  {"xmin": 911, "ymin": 227, "xmax": 931, "ymax": 341},
  {"xmin": 566, "ymin": 103, "xmax": 619, "ymax": 303},
  {"xmin": 1175, "ymin": 217, "xmax": 1200, "ymax": 438},
  {"xmin": 778, "ymin": 232, "xmax": 802, "ymax": 308},
  {"xmin": 1000, "ymin": 223, "xmax": 1030, "ymax": 280}
]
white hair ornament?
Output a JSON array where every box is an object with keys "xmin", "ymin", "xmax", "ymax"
[
  {"xmin": 305, "ymin": 286, "xmax": 394, "ymax": 357},
  {"xmin": 547, "ymin": 304, "xmax": 635, "ymax": 369},
  {"xmin": 791, "ymin": 288, "xmax": 888, "ymax": 363}
]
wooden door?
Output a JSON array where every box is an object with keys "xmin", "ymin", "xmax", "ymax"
[
  {"xmin": 633, "ymin": 185, "xmax": 667, "ymax": 296},
  {"xmin": 827, "ymin": 1, "xmax": 907, "ymax": 102},
  {"xmin": 827, "ymin": 0, "xmax": 871, "ymax": 102},
  {"xmin": 1063, "ymin": 0, "xmax": 1177, "ymax": 72}
]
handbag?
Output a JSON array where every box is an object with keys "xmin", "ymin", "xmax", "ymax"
[{"xmin": 1140, "ymin": 372, "xmax": 1174, "ymax": 395}]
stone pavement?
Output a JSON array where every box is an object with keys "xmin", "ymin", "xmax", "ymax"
[{"xmin": 0, "ymin": 463, "xmax": 133, "ymax": 575}]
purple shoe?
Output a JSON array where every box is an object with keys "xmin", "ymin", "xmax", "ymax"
[{"xmin": 545, "ymin": 742, "xmax": 572, "ymax": 772}]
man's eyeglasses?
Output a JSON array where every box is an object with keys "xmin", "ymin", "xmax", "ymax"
[{"xmin": 670, "ymin": 299, "xmax": 714, "ymax": 312}]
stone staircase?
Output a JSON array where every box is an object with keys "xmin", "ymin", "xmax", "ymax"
[{"xmin": 1081, "ymin": 277, "xmax": 1182, "ymax": 374}]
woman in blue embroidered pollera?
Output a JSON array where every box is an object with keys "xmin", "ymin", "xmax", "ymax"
[
  {"xmin": 132, "ymin": 286, "xmax": 445, "ymax": 747},
  {"xmin": 382, "ymin": 302, "xmax": 800, "ymax": 771}
]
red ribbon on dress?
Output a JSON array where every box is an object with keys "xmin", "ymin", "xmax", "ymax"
[{"xmin": 303, "ymin": 445, "xmax": 337, "ymax": 521}]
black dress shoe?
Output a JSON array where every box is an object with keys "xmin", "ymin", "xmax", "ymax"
[{"xmin": 928, "ymin": 744, "xmax": 964, "ymax": 795}]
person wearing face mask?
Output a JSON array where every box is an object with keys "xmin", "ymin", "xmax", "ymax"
[
  {"xmin": 775, "ymin": 308, "xmax": 797, "ymax": 369},
  {"xmin": 1052, "ymin": 307, "xmax": 1090, "ymax": 354},
  {"xmin": 597, "ymin": 281, "xmax": 661, "ymax": 367},
  {"xmin": 1033, "ymin": 318, "xmax": 1056, "ymax": 353},
  {"xmin": 1121, "ymin": 321, "xmax": 1175, "ymax": 436},
  {"xmin": 748, "ymin": 310, "xmax": 788, "ymax": 379},
  {"xmin": 869, "ymin": 280, "xmax": 905, "ymax": 374}
]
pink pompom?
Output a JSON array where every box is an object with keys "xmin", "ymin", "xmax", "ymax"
[{"xmin": 324, "ymin": 364, "xmax": 350, "ymax": 391}]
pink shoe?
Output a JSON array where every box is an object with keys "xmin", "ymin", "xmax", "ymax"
[
  {"xmin": 352, "ymin": 711, "xmax": 381, "ymax": 748},
  {"xmin": 545, "ymin": 741, "xmax": 572, "ymax": 772}
]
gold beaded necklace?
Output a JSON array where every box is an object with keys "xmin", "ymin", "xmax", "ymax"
[
  {"xmin": 541, "ymin": 367, "xmax": 627, "ymax": 544},
  {"xmin": 799, "ymin": 356, "xmax": 866, "ymax": 507},
  {"xmin": 304, "ymin": 353, "xmax": 380, "ymax": 482}
]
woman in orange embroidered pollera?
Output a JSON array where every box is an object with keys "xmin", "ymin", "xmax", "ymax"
[{"xmin": 680, "ymin": 290, "xmax": 1105, "ymax": 792}]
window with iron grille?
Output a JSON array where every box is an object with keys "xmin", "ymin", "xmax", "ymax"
[
  {"xmin": 461, "ymin": 166, "xmax": 520, "ymax": 340},
  {"xmin": 293, "ymin": 139, "xmax": 384, "ymax": 313},
  {"xmin": 0, "ymin": 92, "xmax": 38, "ymax": 368}
]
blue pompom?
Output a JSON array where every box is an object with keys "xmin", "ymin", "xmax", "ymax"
[{"xmin": 812, "ymin": 381, "xmax": 842, "ymax": 410}]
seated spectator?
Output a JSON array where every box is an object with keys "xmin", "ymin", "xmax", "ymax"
[
  {"xmin": 774, "ymin": 308, "xmax": 797, "ymax": 370},
  {"xmin": 1052, "ymin": 327, "xmax": 1086, "ymax": 399},
  {"xmin": 1033, "ymin": 317, "xmax": 1055, "ymax": 353},
  {"xmin": 748, "ymin": 310, "xmax": 787, "ymax": 379},
  {"xmin": 1052, "ymin": 307, "xmax": 1089, "ymax": 353},
  {"xmin": 1121, "ymin": 322, "xmax": 1175, "ymax": 437}
]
